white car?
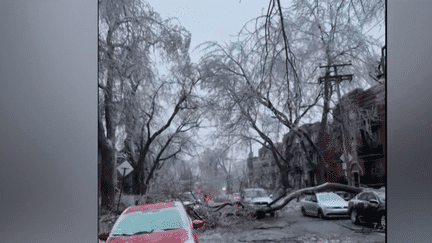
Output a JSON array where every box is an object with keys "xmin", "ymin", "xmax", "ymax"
[
  {"xmin": 300, "ymin": 192, "xmax": 349, "ymax": 219},
  {"xmin": 181, "ymin": 192, "xmax": 201, "ymax": 206},
  {"xmin": 242, "ymin": 188, "xmax": 275, "ymax": 217}
]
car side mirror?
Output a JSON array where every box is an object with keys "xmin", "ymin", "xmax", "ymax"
[
  {"xmin": 369, "ymin": 199, "xmax": 379, "ymax": 204},
  {"xmin": 270, "ymin": 194, "xmax": 273, "ymax": 198},
  {"xmin": 98, "ymin": 231, "xmax": 110, "ymax": 242},
  {"xmin": 192, "ymin": 220, "xmax": 204, "ymax": 229}
]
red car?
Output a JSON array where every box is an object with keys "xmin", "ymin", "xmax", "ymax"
[{"xmin": 99, "ymin": 201, "xmax": 204, "ymax": 243}]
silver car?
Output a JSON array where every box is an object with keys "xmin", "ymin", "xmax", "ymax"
[
  {"xmin": 242, "ymin": 188, "xmax": 275, "ymax": 217},
  {"xmin": 300, "ymin": 192, "xmax": 349, "ymax": 219}
]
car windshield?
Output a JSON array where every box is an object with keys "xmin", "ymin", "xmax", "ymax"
[
  {"xmin": 245, "ymin": 190, "xmax": 268, "ymax": 198},
  {"xmin": 316, "ymin": 193, "xmax": 345, "ymax": 202},
  {"xmin": 110, "ymin": 208, "xmax": 185, "ymax": 236}
]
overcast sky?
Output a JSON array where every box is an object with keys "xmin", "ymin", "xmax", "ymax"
[
  {"xmin": 147, "ymin": 0, "xmax": 271, "ymax": 63},
  {"xmin": 147, "ymin": 0, "xmax": 384, "ymax": 63}
]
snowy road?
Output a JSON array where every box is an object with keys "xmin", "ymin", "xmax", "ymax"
[{"xmin": 196, "ymin": 200, "xmax": 385, "ymax": 243}]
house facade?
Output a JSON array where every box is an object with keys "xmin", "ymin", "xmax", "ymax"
[
  {"xmin": 244, "ymin": 83, "xmax": 385, "ymax": 189},
  {"xmin": 327, "ymin": 83, "xmax": 385, "ymax": 187}
]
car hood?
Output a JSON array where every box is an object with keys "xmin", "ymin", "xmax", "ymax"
[
  {"xmin": 320, "ymin": 200, "xmax": 348, "ymax": 207},
  {"xmin": 246, "ymin": 197, "xmax": 272, "ymax": 204},
  {"xmin": 106, "ymin": 228, "xmax": 191, "ymax": 243}
]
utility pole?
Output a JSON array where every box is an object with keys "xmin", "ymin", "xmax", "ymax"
[{"xmin": 319, "ymin": 63, "xmax": 354, "ymax": 186}]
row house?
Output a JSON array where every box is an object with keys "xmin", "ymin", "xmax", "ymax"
[
  {"xmin": 278, "ymin": 83, "xmax": 385, "ymax": 188},
  {"xmin": 332, "ymin": 84, "xmax": 385, "ymax": 187},
  {"xmin": 305, "ymin": 83, "xmax": 385, "ymax": 187},
  {"xmin": 245, "ymin": 83, "xmax": 385, "ymax": 189}
]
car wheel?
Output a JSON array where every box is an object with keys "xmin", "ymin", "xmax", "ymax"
[
  {"xmin": 254, "ymin": 210, "xmax": 266, "ymax": 219},
  {"xmin": 301, "ymin": 207, "xmax": 306, "ymax": 216},
  {"xmin": 350, "ymin": 210, "xmax": 359, "ymax": 224},
  {"xmin": 318, "ymin": 209, "xmax": 325, "ymax": 219},
  {"xmin": 379, "ymin": 215, "xmax": 386, "ymax": 230}
]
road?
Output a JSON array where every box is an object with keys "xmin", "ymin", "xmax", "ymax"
[{"xmin": 196, "ymin": 200, "xmax": 385, "ymax": 243}]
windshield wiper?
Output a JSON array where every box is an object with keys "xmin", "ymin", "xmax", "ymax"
[
  {"xmin": 132, "ymin": 230, "xmax": 155, "ymax": 235},
  {"xmin": 162, "ymin": 228, "xmax": 181, "ymax": 231},
  {"xmin": 111, "ymin": 233, "xmax": 133, "ymax": 237},
  {"xmin": 111, "ymin": 230, "xmax": 154, "ymax": 237}
]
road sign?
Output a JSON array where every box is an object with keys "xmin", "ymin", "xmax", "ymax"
[
  {"xmin": 116, "ymin": 161, "xmax": 134, "ymax": 212},
  {"xmin": 342, "ymin": 162, "xmax": 347, "ymax": 170},
  {"xmin": 340, "ymin": 154, "xmax": 352, "ymax": 162},
  {"xmin": 117, "ymin": 161, "xmax": 133, "ymax": 177}
]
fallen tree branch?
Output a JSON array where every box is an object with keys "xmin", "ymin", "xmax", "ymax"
[{"xmin": 265, "ymin": 182, "xmax": 364, "ymax": 213}]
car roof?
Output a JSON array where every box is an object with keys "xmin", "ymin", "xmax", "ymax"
[
  {"xmin": 316, "ymin": 192, "xmax": 339, "ymax": 196},
  {"xmin": 123, "ymin": 201, "xmax": 181, "ymax": 214}
]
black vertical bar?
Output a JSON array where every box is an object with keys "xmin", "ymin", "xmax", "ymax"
[{"xmin": 116, "ymin": 168, "xmax": 127, "ymax": 212}]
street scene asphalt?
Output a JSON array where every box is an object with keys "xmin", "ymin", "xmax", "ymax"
[{"xmin": 196, "ymin": 200, "xmax": 385, "ymax": 243}]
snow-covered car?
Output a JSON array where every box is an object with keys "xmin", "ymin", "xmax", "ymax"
[
  {"xmin": 300, "ymin": 192, "xmax": 349, "ymax": 219},
  {"xmin": 98, "ymin": 201, "xmax": 204, "ymax": 243},
  {"xmin": 181, "ymin": 192, "xmax": 201, "ymax": 206},
  {"xmin": 242, "ymin": 188, "xmax": 275, "ymax": 217}
]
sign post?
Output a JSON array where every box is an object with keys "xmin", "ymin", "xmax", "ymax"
[
  {"xmin": 340, "ymin": 154, "xmax": 352, "ymax": 183},
  {"xmin": 116, "ymin": 161, "xmax": 134, "ymax": 212}
]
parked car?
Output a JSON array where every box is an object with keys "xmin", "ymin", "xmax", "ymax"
[
  {"xmin": 348, "ymin": 190, "xmax": 386, "ymax": 230},
  {"xmin": 242, "ymin": 188, "xmax": 275, "ymax": 217},
  {"xmin": 334, "ymin": 191, "xmax": 356, "ymax": 201},
  {"xmin": 231, "ymin": 192, "xmax": 241, "ymax": 202},
  {"xmin": 300, "ymin": 192, "xmax": 349, "ymax": 219},
  {"xmin": 98, "ymin": 201, "xmax": 204, "ymax": 243},
  {"xmin": 181, "ymin": 192, "xmax": 201, "ymax": 206}
]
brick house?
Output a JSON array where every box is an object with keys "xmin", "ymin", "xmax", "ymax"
[
  {"xmin": 330, "ymin": 83, "xmax": 385, "ymax": 187},
  {"xmin": 280, "ymin": 83, "xmax": 385, "ymax": 188},
  {"xmin": 245, "ymin": 83, "xmax": 385, "ymax": 189}
]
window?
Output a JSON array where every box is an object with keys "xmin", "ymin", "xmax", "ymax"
[
  {"xmin": 311, "ymin": 195, "xmax": 317, "ymax": 202},
  {"xmin": 366, "ymin": 193, "xmax": 377, "ymax": 201},
  {"xmin": 358, "ymin": 193, "xmax": 368, "ymax": 201},
  {"xmin": 371, "ymin": 163, "xmax": 377, "ymax": 175}
]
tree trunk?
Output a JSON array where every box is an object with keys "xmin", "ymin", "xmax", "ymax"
[
  {"xmin": 265, "ymin": 182, "xmax": 363, "ymax": 213},
  {"xmin": 98, "ymin": 28, "xmax": 118, "ymax": 209},
  {"xmin": 132, "ymin": 168, "xmax": 141, "ymax": 195},
  {"xmin": 98, "ymin": 119, "xmax": 116, "ymax": 209},
  {"xmin": 279, "ymin": 165, "xmax": 290, "ymax": 191}
]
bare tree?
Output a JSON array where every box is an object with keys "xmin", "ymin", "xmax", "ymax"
[
  {"xmin": 99, "ymin": 0, "xmax": 204, "ymax": 206},
  {"xmin": 286, "ymin": 0, "xmax": 384, "ymax": 184},
  {"xmin": 198, "ymin": 0, "xmax": 384, "ymax": 190}
]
